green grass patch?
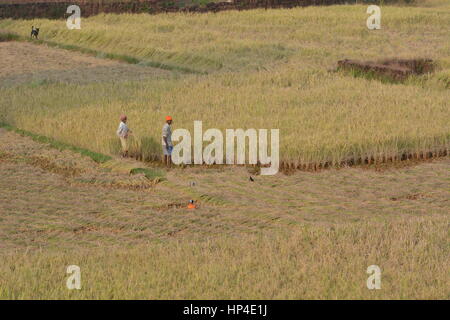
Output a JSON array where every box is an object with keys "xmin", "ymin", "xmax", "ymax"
[
  {"xmin": 0, "ymin": 31, "xmax": 19, "ymax": 42},
  {"xmin": 0, "ymin": 122, "xmax": 112, "ymax": 164},
  {"xmin": 130, "ymin": 167, "xmax": 166, "ymax": 180},
  {"xmin": 337, "ymin": 67, "xmax": 405, "ymax": 84}
]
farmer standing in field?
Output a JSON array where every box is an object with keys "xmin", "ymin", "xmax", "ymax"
[
  {"xmin": 117, "ymin": 114, "xmax": 132, "ymax": 158},
  {"xmin": 162, "ymin": 116, "xmax": 173, "ymax": 166}
]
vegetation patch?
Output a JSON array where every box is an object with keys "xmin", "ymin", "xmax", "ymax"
[
  {"xmin": 29, "ymin": 39, "xmax": 205, "ymax": 74},
  {"xmin": 337, "ymin": 58, "xmax": 436, "ymax": 83},
  {"xmin": 1, "ymin": 5, "xmax": 449, "ymax": 170},
  {"xmin": 130, "ymin": 167, "xmax": 166, "ymax": 181},
  {"xmin": 0, "ymin": 122, "xmax": 112, "ymax": 163},
  {"xmin": 0, "ymin": 31, "xmax": 19, "ymax": 42}
]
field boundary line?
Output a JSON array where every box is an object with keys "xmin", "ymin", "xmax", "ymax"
[
  {"xmin": 1, "ymin": 122, "xmax": 449, "ymax": 175},
  {"xmin": 35, "ymin": 38, "xmax": 207, "ymax": 75},
  {"xmin": 0, "ymin": 122, "xmax": 172, "ymax": 190},
  {"xmin": 1, "ymin": 31, "xmax": 206, "ymax": 75},
  {"xmin": 0, "ymin": 122, "xmax": 113, "ymax": 163}
]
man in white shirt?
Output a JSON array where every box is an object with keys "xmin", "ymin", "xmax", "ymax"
[
  {"xmin": 162, "ymin": 115, "xmax": 173, "ymax": 166},
  {"xmin": 117, "ymin": 114, "xmax": 132, "ymax": 157}
]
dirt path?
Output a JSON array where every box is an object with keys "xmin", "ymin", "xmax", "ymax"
[
  {"xmin": 0, "ymin": 128, "xmax": 449, "ymax": 250},
  {"xmin": 0, "ymin": 42, "xmax": 170, "ymax": 87}
]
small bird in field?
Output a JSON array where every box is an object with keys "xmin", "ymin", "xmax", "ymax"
[{"xmin": 249, "ymin": 176, "xmax": 254, "ymax": 182}]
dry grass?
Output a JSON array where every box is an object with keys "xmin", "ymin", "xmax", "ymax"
[
  {"xmin": 0, "ymin": 129, "xmax": 449, "ymax": 299},
  {"xmin": 2, "ymin": 5, "xmax": 450, "ymax": 74},
  {"xmin": 0, "ymin": 4, "xmax": 449, "ymax": 166},
  {"xmin": 0, "ymin": 42, "xmax": 170, "ymax": 87},
  {"xmin": 1, "ymin": 220, "xmax": 448, "ymax": 299},
  {"xmin": 1, "ymin": 67, "xmax": 448, "ymax": 166},
  {"xmin": 0, "ymin": 4, "xmax": 449, "ymax": 299},
  {"xmin": 1, "ymin": 128, "xmax": 449, "ymax": 247}
]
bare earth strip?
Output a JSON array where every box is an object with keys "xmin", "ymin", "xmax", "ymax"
[{"xmin": 0, "ymin": 42, "xmax": 170, "ymax": 87}]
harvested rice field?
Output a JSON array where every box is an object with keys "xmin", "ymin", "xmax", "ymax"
[
  {"xmin": 0, "ymin": 128, "xmax": 449, "ymax": 298},
  {"xmin": 0, "ymin": 0, "xmax": 448, "ymax": 300},
  {"xmin": 0, "ymin": 41, "xmax": 170, "ymax": 87}
]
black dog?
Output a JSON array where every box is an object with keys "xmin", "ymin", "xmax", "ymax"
[{"xmin": 31, "ymin": 26, "xmax": 39, "ymax": 39}]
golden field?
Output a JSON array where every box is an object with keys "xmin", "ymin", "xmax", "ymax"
[
  {"xmin": 0, "ymin": 1, "xmax": 449, "ymax": 300},
  {"xmin": 2, "ymin": 219, "xmax": 449, "ymax": 299},
  {"xmin": 0, "ymin": 3, "xmax": 449, "ymax": 166},
  {"xmin": 0, "ymin": 128, "xmax": 449, "ymax": 299}
]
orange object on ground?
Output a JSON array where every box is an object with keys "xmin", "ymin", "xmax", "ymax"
[{"xmin": 187, "ymin": 200, "xmax": 196, "ymax": 209}]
